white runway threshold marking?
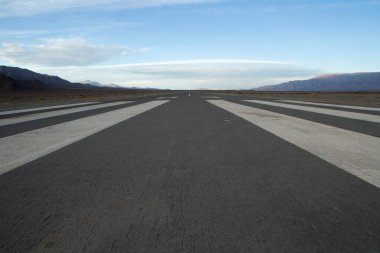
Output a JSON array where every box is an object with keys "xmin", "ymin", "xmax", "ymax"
[
  {"xmin": 208, "ymin": 100, "xmax": 380, "ymax": 188},
  {"xmin": 279, "ymin": 100, "xmax": 380, "ymax": 112},
  {"xmin": 0, "ymin": 101, "xmax": 133, "ymax": 126},
  {"xmin": 0, "ymin": 100, "xmax": 169, "ymax": 175},
  {"xmin": 0, "ymin": 102, "xmax": 98, "ymax": 116},
  {"xmin": 244, "ymin": 100, "xmax": 380, "ymax": 123}
]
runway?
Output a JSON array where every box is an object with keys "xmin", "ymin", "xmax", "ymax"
[{"xmin": 0, "ymin": 92, "xmax": 379, "ymax": 252}]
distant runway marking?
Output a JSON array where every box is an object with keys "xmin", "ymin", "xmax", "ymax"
[
  {"xmin": 244, "ymin": 100, "xmax": 380, "ymax": 123},
  {"xmin": 0, "ymin": 101, "xmax": 133, "ymax": 126},
  {"xmin": 157, "ymin": 97, "xmax": 178, "ymax": 99},
  {"xmin": 0, "ymin": 102, "xmax": 97, "ymax": 116},
  {"xmin": 0, "ymin": 100, "xmax": 169, "ymax": 175},
  {"xmin": 208, "ymin": 100, "xmax": 380, "ymax": 188},
  {"xmin": 279, "ymin": 100, "xmax": 380, "ymax": 112}
]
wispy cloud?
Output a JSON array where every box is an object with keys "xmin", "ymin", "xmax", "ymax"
[
  {"xmin": 323, "ymin": 0, "xmax": 380, "ymax": 7},
  {"xmin": 0, "ymin": 0, "xmax": 218, "ymax": 17},
  {"xmin": 192, "ymin": 0, "xmax": 380, "ymax": 16},
  {"xmin": 0, "ymin": 29, "xmax": 48, "ymax": 38},
  {"xmin": 31, "ymin": 59, "xmax": 322, "ymax": 89},
  {"xmin": 0, "ymin": 37, "xmax": 148, "ymax": 67}
]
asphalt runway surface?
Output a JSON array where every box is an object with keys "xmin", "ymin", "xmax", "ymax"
[{"xmin": 0, "ymin": 92, "xmax": 379, "ymax": 252}]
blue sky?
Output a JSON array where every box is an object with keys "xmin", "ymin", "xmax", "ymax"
[{"xmin": 0, "ymin": 0, "xmax": 379, "ymax": 89}]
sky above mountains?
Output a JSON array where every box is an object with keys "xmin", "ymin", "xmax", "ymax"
[{"xmin": 0, "ymin": 0, "xmax": 379, "ymax": 89}]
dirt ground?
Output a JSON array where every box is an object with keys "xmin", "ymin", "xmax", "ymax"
[
  {"xmin": 0, "ymin": 89, "xmax": 177, "ymax": 110},
  {"xmin": 1, "ymin": 90, "xmax": 380, "ymax": 110}
]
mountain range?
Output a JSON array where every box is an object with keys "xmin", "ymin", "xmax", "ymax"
[
  {"xmin": 0, "ymin": 65, "xmax": 88, "ymax": 90},
  {"xmin": 0, "ymin": 66, "xmax": 128, "ymax": 92},
  {"xmin": 255, "ymin": 72, "xmax": 380, "ymax": 92},
  {"xmin": 1, "ymin": 65, "xmax": 379, "ymax": 92}
]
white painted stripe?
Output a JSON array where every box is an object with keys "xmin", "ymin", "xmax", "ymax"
[
  {"xmin": 0, "ymin": 100, "xmax": 169, "ymax": 175},
  {"xmin": 0, "ymin": 102, "xmax": 97, "ymax": 116},
  {"xmin": 0, "ymin": 101, "xmax": 133, "ymax": 126},
  {"xmin": 279, "ymin": 100, "xmax": 380, "ymax": 112},
  {"xmin": 157, "ymin": 97, "xmax": 178, "ymax": 99},
  {"xmin": 208, "ymin": 100, "xmax": 380, "ymax": 188},
  {"xmin": 244, "ymin": 100, "xmax": 380, "ymax": 123}
]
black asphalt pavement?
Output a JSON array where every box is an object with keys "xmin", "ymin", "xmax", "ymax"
[{"xmin": 0, "ymin": 92, "xmax": 379, "ymax": 252}]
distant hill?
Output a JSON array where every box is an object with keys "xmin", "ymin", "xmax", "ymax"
[
  {"xmin": 255, "ymin": 72, "xmax": 380, "ymax": 92},
  {"xmin": 0, "ymin": 74, "xmax": 15, "ymax": 92},
  {"xmin": 0, "ymin": 66, "xmax": 126, "ymax": 91},
  {"xmin": 80, "ymin": 80, "xmax": 123, "ymax": 88}
]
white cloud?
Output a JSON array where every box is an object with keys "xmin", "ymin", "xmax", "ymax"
[
  {"xmin": 30, "ymin": 59, "xmax": 322, "ymax": 89},
  {"xmin": 0, "ymin": 37, "xmax": 146, "ymax": 67},
  {"xmin": 0, "ymin": 0, "xmax": 218, "ymax": 17}
]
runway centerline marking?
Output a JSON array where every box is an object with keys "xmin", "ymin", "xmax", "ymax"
[
  {"xmin": 279, "ymin": 100, "xmax": 380, "ymax": 112},
  {"xmin": 0, "ymin": 101, "xmax": 133, "ymax": 126},
  {"xmin": 208, "ymin": 100, "xmax": 380, "ymax": 188},
  {"xmin": 244, "ymin": 100, "xmax": 380, "ymax": 123},
  {"xmin": 0, "ymin": 100, "xmax": 169, "ymax": 175}
]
